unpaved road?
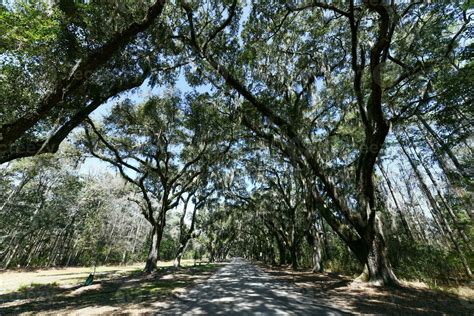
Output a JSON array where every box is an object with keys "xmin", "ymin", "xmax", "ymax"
[{"xmin": 162, "ymin": 258, "xmax": 350, "ymax": 315}]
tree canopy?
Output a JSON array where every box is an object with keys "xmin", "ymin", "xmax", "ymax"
[{"xmin": 0, "ymin": 0, "xmax": 472, "ymax": 287}]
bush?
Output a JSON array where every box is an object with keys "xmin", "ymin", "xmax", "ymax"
[
  {"xmin": 324, "ymin": 238, "xmax": 363, "ymax": 276},
  {"xmin": 387, "ymin": 236, "xmax": 469, "ymax": 284}
]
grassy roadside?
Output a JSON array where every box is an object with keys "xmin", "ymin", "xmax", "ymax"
[
  {"xmin": 257, "ymin": 263, "xmax": 474, "ymax": 315},
  {"xmin": 0, "ymin": 261, "xmax": 223, "ymax": 315},
  {"xmin": 0, "ymin": 260, "xmax": 206, "ymax": 294}
]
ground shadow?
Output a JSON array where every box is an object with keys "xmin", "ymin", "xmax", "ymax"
[
  {"xmin": 0, "ymin": 265, "xmax": 219, "ymax": 314},
  {"xmin": 2, "ymin": 261, "xmax": 471, "ymax": 315},
  {"xmin": 161, "ymin": 258, "xmax": 351, "ymax": 315},
  {"xmin": 262, "ymin": 266, "xmax": 474, "ymax": 315},
  {"xmin": 37, "ymin": 269, "xmax": 122, "ymax": 277}
]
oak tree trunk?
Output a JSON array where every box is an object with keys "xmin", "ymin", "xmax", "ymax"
[
  {"xmin": 364, "ymin": 217, "xmax": 399, "ymax": 286},
  {"xmin": 174, "ymin": 240, "xmax": 189, "ymax": 268},
  {"xmin": 144, "ymin": 224, "xmax": 163, "ymax": 273}
]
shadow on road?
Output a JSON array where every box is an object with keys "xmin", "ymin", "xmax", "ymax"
[{"xmin": 162, "ymin": 258, "xmax": 350, "ymax": 315}]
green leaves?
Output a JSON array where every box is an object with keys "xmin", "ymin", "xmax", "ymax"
[{"xmin": 0, "ymin": 2, "xmax": 61, "ymax": 52}]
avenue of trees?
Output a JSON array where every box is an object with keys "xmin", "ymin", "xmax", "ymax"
[{"xmin": 0, "ymin": 0, "xmax": 472, "ymax": 287}]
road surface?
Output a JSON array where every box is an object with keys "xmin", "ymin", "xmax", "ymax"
[{"xmin": 162, "ymin": 258, "xmax": 350, "ymax": 315}]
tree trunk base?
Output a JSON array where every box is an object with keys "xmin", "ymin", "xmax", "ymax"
[
  {"xmin": 354, "ymin": 265, "xmax": 369, "ymax": 282},
  {"xmin": 144, "ymin": 259, "xmax": 157, "ymax": 274}
]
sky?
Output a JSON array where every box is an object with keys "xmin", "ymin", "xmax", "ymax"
[{"xmin": 79, "ymin": 69, "xmax": 199, "ymax": 175}]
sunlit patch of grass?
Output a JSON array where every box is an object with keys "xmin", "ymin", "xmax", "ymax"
[
  {"xmin": 431, "ymin": 284, "xmax": 474, "ymax": 300},
  {"xmin": 17, "ymin": 284, "xmax": 31, "ymax": 292},
  {"xmin": 18, "ymin": 282, "xmax": 59, "ymax": 292},
  {"xmin": 1, "ymin": 262, "xmax": 224, "ymax": 315},
  {"xmin": 189, "ymin": 264, "xmax": 220, "ymax": 273}
]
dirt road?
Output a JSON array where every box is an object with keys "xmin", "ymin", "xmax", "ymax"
[{"xmin": 162, "ymin": 258, "xmax": 350, "ymax": 315}]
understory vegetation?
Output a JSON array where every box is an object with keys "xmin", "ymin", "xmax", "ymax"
[{"xmin": 0, "ymin": 0, "xmax": 472, "ymax": 291}]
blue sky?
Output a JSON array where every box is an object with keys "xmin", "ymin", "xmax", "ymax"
[{"xmin": 79, "ymin": 67, "xmax": 210, "ymax": 175}]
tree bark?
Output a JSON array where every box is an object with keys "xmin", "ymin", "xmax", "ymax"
[
  {"xmin": 290, "ymin": 241, "xmax": 298, "ymax": 270},
  {"xmin": 304, "ymin": 186, "xmax": 324, "ymax": 273},
  {"xmin": 144, "ymin": 224, "xmax": 164, "ymax": 273},
  {"xmin": 277, "ymin": 238, "xmax": 286, "ymax": 265},
  {"xmin": 305, "ymin": 228, "xmax": 323, "ymax": 272},
  {"xmin": 174, "ymin": 243, "xmax": 186, "ymax": 268},
  {"xmin": 364, "ymin": 215, "xmax": 399, "ymax": 286}
]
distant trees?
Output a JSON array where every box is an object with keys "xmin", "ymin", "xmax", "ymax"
[{"xmin": 0, "ymin": 154, "xmax": 149, "ymax": 268}]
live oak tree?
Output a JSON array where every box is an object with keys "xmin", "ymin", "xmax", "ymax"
[
  {"xmin": 0, "ymin": 0, "xmax": 171, "ymax": 163},
  {"xmin": 81, "ymin": 92, "xmax": 232, "ymax": 272},
  {"xmin": 174, "ymin": 0, "xmax": 471, "ymax": 285},
  {"xmin": 0, "ymin": 153, "xmax": 148, "ymax": 268},
  {"xmin": 173, "ymin": 178, "xmax": 215, "ymax": 267}
]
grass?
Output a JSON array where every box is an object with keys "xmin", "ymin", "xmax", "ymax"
[
  {"xmin": 0, "ymin": 261, "xmax": 223, "ymax": 315},
  {"xmin": 17, "ymin": 282, "xmax": 58, "ymax": 292},
  {"xmin": 0, "ymin": 259, "xmax": 202, "ymax": 294}
]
